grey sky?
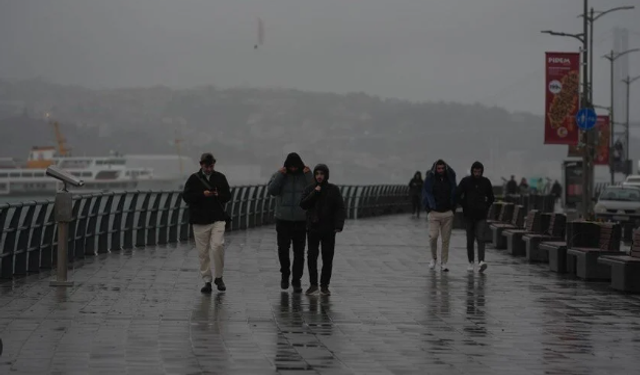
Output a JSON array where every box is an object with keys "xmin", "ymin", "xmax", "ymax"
[{"xmin": 1, "ymin": 0, "xmax": 638, "ymax": 120}]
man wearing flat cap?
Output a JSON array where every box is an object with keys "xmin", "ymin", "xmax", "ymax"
[{"xmin": 183, "ymin": 153, "xmax": 232, "ymax": 293}]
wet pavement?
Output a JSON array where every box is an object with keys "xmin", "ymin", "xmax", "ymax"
[{"xmin": 1, "ymin": 215, "xmax": 640, "ymax": 374}]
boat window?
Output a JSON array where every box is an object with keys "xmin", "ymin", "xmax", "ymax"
[
  {"xmin": 23, "ymin": 173, "xmax": 33, "ymax": 177},
  {"xmin": 82, "ymin": 172, "xmax": 92, "ymax": 177},
  {"xmin": 9, "ymin": 173, "xmax": 19, "ymax": 177},
  {"xmin": 95, "ymin": 171, "xmax": 119, "ymax": 180},
  {"xmin": 0, "ymin": 173, "xmax": 7, "ymax": 178}
]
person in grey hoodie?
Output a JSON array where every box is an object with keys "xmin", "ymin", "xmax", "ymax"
[{"xmin": 268, "ymin": 153, "xmax": 314, "ymax": 293}]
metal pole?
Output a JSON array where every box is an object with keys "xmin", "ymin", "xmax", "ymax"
[
  {"xmin": 50, "ymin": 186, "xmax": 74, "ymax": 287},
  {"xmin": 581, "ymin": 0, "xmax": 592, "ymax": 218},
  {"xmin": 589, "ymin": 8, "xmax": 594, "ymax": 102},
  {"xmin": 610, "ymin": 51, "xmax": 615, "ymax": 184},
  {"xmin": 626, "ymin": 77, "xmax": 631, "ymax": 168}
]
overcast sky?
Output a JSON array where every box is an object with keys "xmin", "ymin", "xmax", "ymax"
[{"xmin": 1, "ymin": 0, "xmax": 638, "ymax": 120}]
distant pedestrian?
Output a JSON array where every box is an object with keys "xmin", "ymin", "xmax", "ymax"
[
  {"xmin": 551, "ymin": 180, "xmax": 562, "ymax": 205},
  {"xmin": 422, "ymin": 159, "xmax": 457, "ymax": 272},
  {"xmin": 300, "ymin": 164, "xmax": 346, "ymax": 296},
  {"xmin": 267, "ymin": 152, "xmax": 313, "ymax": 293},
  {"xmin": 456, "ymin": 161, "xmax": 495, "ymax": 273},
  {"xmin": 408, "ymin": 171, "xmax": 424, "ymax": 218},
  {"xmin": 182, "ymin": 153, "xmax": 232, "ymax": 293},
  {"xmin": 519, "ymin": 178, "xmax": 529, "ymax": 195},
  {"xmin": 505, "ymin": 175, "xmax": 518, "ymax": 195}
]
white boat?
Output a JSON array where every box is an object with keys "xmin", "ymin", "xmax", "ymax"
[{"xmin": 0, "ymin": 147, "xmax": 183, "ymax": 197}]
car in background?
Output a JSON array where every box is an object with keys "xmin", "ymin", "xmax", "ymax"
[
  {"xmin": 622, "ymin": 175, "xmax": 640, "ymax": 188},
  {"xmin": 594, "ymin": 186, "xmax": 640, "ymax": 223}
]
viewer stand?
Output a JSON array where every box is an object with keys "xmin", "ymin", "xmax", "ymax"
[{"xmin": 45, "ymin": 166, "xmax": 84, "ymax": 287}]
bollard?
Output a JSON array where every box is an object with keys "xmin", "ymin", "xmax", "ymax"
[{"xmin": 45, "ymin": 165, "xmax": 84, "ymax": 287}]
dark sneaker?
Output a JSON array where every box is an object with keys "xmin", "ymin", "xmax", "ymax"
[
  {"xmin": 281, "ymin": 278, "xmax": 289, "ymax": 290},
  {"xmin": 200, "ymin": 282, "xmax": 212, "ymax": 294},
  {"xmin": 305, "ymin": 285, "xmax": 319, "ymax": 295},
  {"xmin": 292, "ymin": 281, "xmax": 302, "ymax": 294},
  {"xmin": 214, "ymin": 278, "xmax": 226, "ymax": 291},
  {"xmin": 320, "ymin": 286, "xmax": 331, "ymax": 296}
]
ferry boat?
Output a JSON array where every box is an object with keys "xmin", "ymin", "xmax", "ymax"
[{"xmin": 0, "ymin": 147, "xmax": 184, "ymax": 197}]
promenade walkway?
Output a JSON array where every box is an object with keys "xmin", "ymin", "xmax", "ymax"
[{"xmin": 1, "ymin": 215, "xmax": 639, "ymax": 374}]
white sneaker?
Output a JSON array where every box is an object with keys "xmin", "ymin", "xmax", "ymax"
[
  {"xmin": 467, "ymin": 263, "xmax": 474, "ymax": 272},
  {"xmin": 479, "ymin": 261, "xmax": 488, "ymax": 273},
  {"xmin": 441, "ymin": 263, "xmax": 449, "ymax": 272},
  {"xmin": 429, "ymin": 259, "xmax": 436, "ymax": 270}
]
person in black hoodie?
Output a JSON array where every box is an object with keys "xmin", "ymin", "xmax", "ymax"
[
  {"xmin": 456, "ymin": 161, "xmax": 495, "ymax": 273},
  {"xmin": 299, "ymin": 164, "xmax": 345, "ymax": 296},
  {"xmin": 182, "ymin": 153, "xmax": 232, "ymax": 293},
  {"xmin": 408, "ymin": 171, "xmax": 424, "ymax": 218}
]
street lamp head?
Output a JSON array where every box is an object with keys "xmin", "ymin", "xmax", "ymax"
[{"xmin": 608, "ymin": 48, "xmax": 640, "ymax": 60}]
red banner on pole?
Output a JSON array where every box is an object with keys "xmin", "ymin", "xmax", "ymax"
[
  {"xmin": 545, "ymin": 52, "xmax": 580, "ymax": 145},
  {"xmin": 594, "ymin": 115, "xmax": 610, "ymax": 165}
]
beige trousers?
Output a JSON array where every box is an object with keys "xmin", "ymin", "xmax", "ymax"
[
  {"xmin": 428, "ymin": 210, "xmax": 454, "ymax": 264},
  {"xmin": 193, "ymin": 221, "xmax": 226, "ymax": 282}
]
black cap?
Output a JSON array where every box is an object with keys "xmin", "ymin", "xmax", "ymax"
[{"xmin": 200, "ymin": 153, "xmax": 216, "ymax": 165}]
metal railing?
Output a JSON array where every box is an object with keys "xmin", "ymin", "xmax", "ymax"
[{"xmin": 0, "ymin": 184, "xmax": 409, "ymax": 279}]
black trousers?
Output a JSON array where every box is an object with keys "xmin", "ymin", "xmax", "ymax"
[
  {"xmin": 411, "ymin": 195, "xmax": 421, "ymax": 217},
  {"xmin": 307, "ymin": 230, "xmax": 336, "ymax": 287},
  {"xmin": 276, "ymin": 220, "xmax": 307, "ymax": 284},
  {"xmin": 465, "ymin": 218, "xmax": 486, "ymax": 263}
]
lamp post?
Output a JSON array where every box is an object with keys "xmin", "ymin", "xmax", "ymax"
[
  {"xmin": 541, "ymin": 1, "xmax": 591, "ymax": 218},
  {"xmin": 604, "ymin": 49, "xmax": 640, "ymax": 182},
  {"xmin": 580, "ymin": 6, "xmax": 635, "ymax": 102},
  {"xmin": 622, "ymin": 75, "xmax": 640, "ymax": 170}
]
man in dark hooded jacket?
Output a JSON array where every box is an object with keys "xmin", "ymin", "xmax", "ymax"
[
  {"xmin": 299, "ymin": 164, "xmax": 345, "ymax": 296},
  {"xmin": 267, "ymin": 153, "xmax": 313, "ymax": 293},
  {"xmin": 422, "ymin": 159, "xmax": 457, "ymax": 272},
  {"xmin": 456, "ymin": 161, "xmax": 495, "ymax": 273}
]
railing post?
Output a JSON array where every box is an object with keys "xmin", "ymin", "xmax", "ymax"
[{"xmin": 50, "ymin": 189, "xmax": 74, "ymax": 287}]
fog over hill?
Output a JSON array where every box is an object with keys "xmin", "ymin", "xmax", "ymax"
[{"xmin": 1, "ymin": 79, "xmax": 635, "ymax": 185}]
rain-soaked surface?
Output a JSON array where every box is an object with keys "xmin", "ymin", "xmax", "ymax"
[{"xmin": 1, "ymin": 215, "xmax": 640, "ymax": 374}]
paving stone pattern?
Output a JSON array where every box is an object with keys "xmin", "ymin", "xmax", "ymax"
[{"xmin": 1, "ymin": 215, "xmax": 640, "ymax": 374}]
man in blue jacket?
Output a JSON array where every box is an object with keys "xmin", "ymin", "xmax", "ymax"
[
  {"xmin": 267, "ymin": 153, "xmax": 313, "ymax": 293},
  {"xmin": 422, "ymin": 159, "xmax": 457, "ymax": 272}
]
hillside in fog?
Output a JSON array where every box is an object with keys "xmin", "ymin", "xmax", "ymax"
[{"xmin": 2, "ymin": 79, "xmax": 634, "ymax": 184}]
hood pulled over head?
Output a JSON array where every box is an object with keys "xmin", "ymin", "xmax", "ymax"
[
  {"xmin": 430, "ymin": 159, "xmax": 449, "ymax": 174},
  {"xmin": 313, "ymin": 164, "xmax": 330, "ymax": 183},
  {"xmin": 471, "ymin": 161, "xmax": 484, "ymax": 177},
  {"xmin": 283, "ymin": 152, "xmax": 305, "ymax": 172}
]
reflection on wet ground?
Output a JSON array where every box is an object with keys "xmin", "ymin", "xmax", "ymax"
[{"xmin": 1, "ymin": 216, "xmax": 640, "ymax": 374}]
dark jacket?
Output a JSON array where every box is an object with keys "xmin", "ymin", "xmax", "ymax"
[
  {"xmin": 300, "ymin": 164, "xmax": 346, "ymax": 232},
  {"xmin": 408, "ymin": 176, "xmax": 423, "ymax": 198},
  {"xmin": 422, "ymin": 160, "xmax": 457, "ymax": 212},
  {"xmin": 506, "ymin": 179, "xmax": 518, "ymax": 195},
  {"xmin": 267, "ymin": 153, "xmax": 314, "ymax": 222},
  {"xmin": 182, "ymin": 170, "xmax": 232, "ymax": 224},
  {"xmin": 551, "ymin": 182, "xmax": 562, "ymax": 198},
  {"xmin": 455, "ymin": 161, "xmax": 495, "ymax": 220}
]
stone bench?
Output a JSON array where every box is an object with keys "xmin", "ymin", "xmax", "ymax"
[
  {"xmin": 539, "ymin": 221, "xmax": 601, "ymax": 273},
  {"xmin": 598, "ymin": 229, "xmax": 640, "ymax": 293},
  {"xmin": 504, "ymin": 209, "xmax": 546, "ymax": 257},
  {"xmin": 566, "ymin": 222, "xmax": 622, "ymax": 281},
  {"xmin": 484, "ymin": 202, "xmax": 514, "ymax": 244},
  {"xmin": 490, "ymin": 205, "xmax": 525, "ymax": 250},
  {"xmin": 524, "ymin": 213, "xmax": 567, "ymax": 263}
]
